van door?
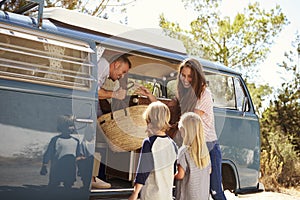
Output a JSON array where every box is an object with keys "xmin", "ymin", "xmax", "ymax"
[
  {"xmin": 0, "ymin": 26, "xmax": 97, "ymax": 200},
  {"xmin": 207, "ymin": 73, "xmax": 260, "ymax": 189}
]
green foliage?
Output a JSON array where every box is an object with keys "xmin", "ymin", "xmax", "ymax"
[
  {"xmin": 1, "ymin": 0, "xmax": 135, "ymax": 22},
  {"xmin": 0, "ymin": 0, "xmax": 28, "ymax": 11},
  {"xmin": 246, "ymin": 80, "xmax": 272, "ymax": 115},
  {"xmin": 159, "ymin": 0, "xmax": 288, "ymax": 70},
  {"xmin": 260, "ymin": 46, "xmax": 300, "ymax": 189}
]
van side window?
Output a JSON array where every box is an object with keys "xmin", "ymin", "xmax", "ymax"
[
  {"xmin": 0, "ymin": 28, "xmax": 94, "ymax": 90},
  {"xmin": 127, "ymin": 78, "xmax": 157, "ymax": 95},
  {"xmin": 205, "ymin": 73, "xmax": 235, "ymax": 109},
  {"xmin": 153, "ymin": 82, "xmax": 162, "ymax": 97},
  {"xmin": 166, "ymin": 80, "xmax": 177, "ymax": 99},
  {"xmin": 234, "ymin": 77, "xmax": 249, "ymax": 112}
]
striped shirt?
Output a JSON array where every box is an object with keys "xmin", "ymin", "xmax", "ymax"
[
  {"xmin": 195, "ymin": 88, "xmax": 218, "ymax": 142},
  {"xmin": 176, "ymin": 146, "xmax": 211, "ymax": 200}
]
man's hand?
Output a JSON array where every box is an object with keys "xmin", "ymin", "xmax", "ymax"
[{"xmin": 112, "ymin": 88, "xmax": 127, "ymax": 100}]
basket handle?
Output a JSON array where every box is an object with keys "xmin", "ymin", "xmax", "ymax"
[{"xmin": 110, "ymin": 100, "xmax": 128, "ymax": 120}]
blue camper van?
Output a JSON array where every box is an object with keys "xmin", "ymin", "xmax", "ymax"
[{"xmin": 0, "ymin": 1, "xmax": 263, "ymax": 199}]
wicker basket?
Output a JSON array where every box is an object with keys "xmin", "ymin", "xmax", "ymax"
[{"xmin": 98, "ymin": 105, "xmax": 148, "ymax": 152}]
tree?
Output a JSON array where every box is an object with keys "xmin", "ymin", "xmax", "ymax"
[
  {"xmin": 1, "ymin": 0, "xmax": 136, "ymax": 24},
  {"xmin": 260, "ymin": 35, "xmax": 300, "ymax": 189},
  {"xmin": 246, "ymin": 80, "xmax": 272, "ymax": 116},
  {"xmin": 159, "ymin": 0, "xmax": 288, "ymax": 71}
]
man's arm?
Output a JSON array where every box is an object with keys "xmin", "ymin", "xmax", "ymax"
[{"xmin": 98, "ymin": 87, "xmax": 127, "ymax": 100}]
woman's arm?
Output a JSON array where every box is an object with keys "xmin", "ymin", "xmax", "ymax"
[
  {"xmin": 174, "ymin": 164, "xmax": 185, "ymax": 180},
  {"xmin": 194, "ymin": 108, "xmax": 205, "ymax": 117}
]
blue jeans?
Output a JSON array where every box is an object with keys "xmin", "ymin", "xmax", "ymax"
[{"xmin": 207, "ymin": 141, "xmax": 227, "ymax": 200}]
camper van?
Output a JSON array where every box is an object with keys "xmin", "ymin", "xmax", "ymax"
[{"xmin": 0, "ymin": 1, "xmax": 262, "ymax": 199}]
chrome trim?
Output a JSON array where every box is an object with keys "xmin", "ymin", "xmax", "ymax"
[{"xmin": 75, "ymin": 118, "xmax": 94, "ymax": 123}]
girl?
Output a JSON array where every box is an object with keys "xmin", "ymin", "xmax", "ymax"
[
  {"xmin": 128, "ymin": 101, "xmax": 178, "ymax": 200},
  {"xmin": 175, "ymin": 112, "xmax": 211, "ymax": 200}
]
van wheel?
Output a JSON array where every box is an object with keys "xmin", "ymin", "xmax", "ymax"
[{"xmin": 222, "ymin": 164, "xmax": 237, "ymax": 192}]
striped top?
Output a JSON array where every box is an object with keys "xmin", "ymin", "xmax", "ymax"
[
  {"xmin": 195, "ymin": 88, "xmax": 218, "ymax": 142},
  {"xmin": 176, "ymin": 146, "xmax": 211, "ymax": 200}
]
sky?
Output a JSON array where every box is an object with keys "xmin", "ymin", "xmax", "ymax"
[{"xmin": 124, "ymin": 0, "xmax": 300, "ymax": 89}]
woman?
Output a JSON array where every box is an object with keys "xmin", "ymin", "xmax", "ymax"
[{"xmin": 136, "ymin": 58, "xmax": 227, "ymax": 200}]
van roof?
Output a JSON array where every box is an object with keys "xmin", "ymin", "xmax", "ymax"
[
  {"xmin": 197, "ymin": 57, "xmax": 240, "ymax": 75},
  {"xmin": 41, "ymin": 8, "xmax": 239, "ymax": 75},
  {"xmin": 42, "ymin": 7, "xmax": 187, "ymax": 55}
]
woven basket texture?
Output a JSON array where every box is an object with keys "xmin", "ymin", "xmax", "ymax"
[{"xmin": 98, "ymin": 105, "xmax": 148, "ymax": 152}]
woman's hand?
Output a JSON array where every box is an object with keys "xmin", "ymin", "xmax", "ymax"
[
  {"xmin": 135, "ymin": 86, "xmax": 157, "ymax": 102},
  {"xmin": 135, "ymin": 86, "xmax": 150, "ymax": 96}
]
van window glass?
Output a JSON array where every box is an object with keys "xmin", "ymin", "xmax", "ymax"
[
  {"xmin": 205, "ymin": 73, "xmax": 235, "ymax": 109},
  {"xmin": 234, "ymin": 77, "xmax": 249, "ymax": 111},
  {"xmin": 166, "ymin": 79, "xmax": 177, "ymax": 99},
  {"xmin": 0, "ymin": 28, "xmax": 94, "ymax": 90},
  {"xmin": 127, "ymin": 78, "xmax": 156, "ymax": 96}
]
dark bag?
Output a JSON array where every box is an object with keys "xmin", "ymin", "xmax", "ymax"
[{"xmin": 166, "ymin": 98, "xmax": 181, "ymax": 138}]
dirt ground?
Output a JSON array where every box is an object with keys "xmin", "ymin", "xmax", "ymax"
[
  {"xmin": 224, "ymin": 189, "xmax": 300, "ymax": 200},
  {"xmin": 128, "ymin": 189, "xmax": 300, "ymax": 200}
]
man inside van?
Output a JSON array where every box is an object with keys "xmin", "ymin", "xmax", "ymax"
[
  {"xmin": 93, "ymin": 54, "xmax": 131, "ymax": 189},
  {"xmin": 97, "ymin": 54, "xmax": 131, "ymax": 115}
]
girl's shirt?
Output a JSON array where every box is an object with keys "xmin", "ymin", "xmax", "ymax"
[
  {"xmin": 195, "ymin": 88, "xmax": 218, "ymax": 142},
  {"xmin": 176, "ymin": 146, "xmax": 211, "ymax": 200},
  {"xmin": 134, "ymin": 135, "xmax": 178, "ymax": 200}
]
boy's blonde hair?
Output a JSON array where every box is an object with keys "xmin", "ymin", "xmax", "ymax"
[
  {"xmin": 178, "ymin": 112, "xmax": 210, "ymax": 169},
  {"xmin": 143, "ymin": 101, "xmax": 171, "ymax": 135}
]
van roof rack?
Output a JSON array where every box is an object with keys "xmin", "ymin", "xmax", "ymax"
[{"xmin": 0, "ymin": 0, "xmax": 44, "ymax": 28}]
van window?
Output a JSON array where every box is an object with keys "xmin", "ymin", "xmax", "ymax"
[
  {"xmin": 234, "ymin": 77, "xmax": 249, "ymax": 111},
  {"xmin": 166, "ymin": 72, "xmax": 248, "ymax": 111},
  {"xmin": 166, "ymin": 79, "xmax": 177, "ymax": 99},
  {"xmin": 0, "ymin": 27, "xmax": 94, "ymax": 90},
  {"xmin": 205, "ymin": 73, "xmax": 235, "ymax": 109}
]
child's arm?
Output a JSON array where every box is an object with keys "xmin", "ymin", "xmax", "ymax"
[
  {"xmin": 174, "ymin": 164, "xmax": 185, "ymax": 180},
  {"xmin": 128, "ymin": 183, "xmax": 143, "ymax": 200}
]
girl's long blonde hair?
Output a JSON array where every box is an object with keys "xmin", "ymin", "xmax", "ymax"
[{"xmin": 178, "ymin": 112, "xmax": 210, "ymax": 169}]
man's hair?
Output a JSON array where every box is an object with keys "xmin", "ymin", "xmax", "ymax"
[{"xmin": 111, "ymin": 54, "xmax": 132, "ymax": 68}]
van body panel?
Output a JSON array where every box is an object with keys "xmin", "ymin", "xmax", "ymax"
[
  {"xmin": 0, "ymin": 85, "xmax": 97, "ymax": 200},
  {"xmin": 0, "ymin": 11, "xmax": 98, "ymax": 199},
  {"xmin": 0, "ymin": 6, "xmax": 262, "ymax": 199},
  {"xmin": 214, "ymin": 108, "xmax": 260, "ymax": 188}
]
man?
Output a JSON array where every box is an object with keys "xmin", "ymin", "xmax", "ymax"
[
  {"xmin": 92, "ymin": 54, "xmax": 131, "ymax": 189},
  {"xmin": 97, "ymin": 54, "xmax": 132, "ymax": 116}
]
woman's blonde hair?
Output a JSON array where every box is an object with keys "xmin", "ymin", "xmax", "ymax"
[
  {"xmin": 178, "ymin": 112, "xmax": 210, "ymax": 169},
  {"xmin": 143, "ymin": 101, "xmax": 171, "ymax": 135}
]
